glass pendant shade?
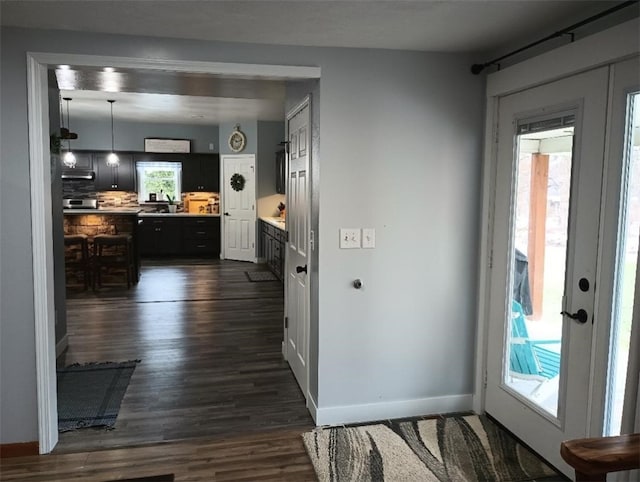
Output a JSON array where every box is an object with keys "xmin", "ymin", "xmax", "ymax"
[
  {"xmin": 107, "ymin": 99, "xmax": 120, "ymax": 167},
  {"xmin": 106, "ymin": 152, "xmax": 120, "ymax": 167},
  {"xmin": 63, "ymin": 151, "xmax": 77, "ymax": 168}
]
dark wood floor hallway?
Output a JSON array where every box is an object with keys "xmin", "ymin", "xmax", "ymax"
[{"xmin": 56, "ymin": 258, "xmax": 314, "ymax": 454}]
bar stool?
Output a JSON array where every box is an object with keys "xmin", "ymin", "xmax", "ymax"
[
  {"xmin": 92, "ymin": 234, "xmax": 134, "ymax": 289},
  {"xmin": 64, "ymin": 234, "xmax": 90, "ymax": 290}
]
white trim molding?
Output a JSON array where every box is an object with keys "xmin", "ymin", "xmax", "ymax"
[
  {"xmin": 314, "ymin": 394, "xmax": 473, "ymax": 427},
  {"xmin": 487, "ymin": 18, "xmax": 639, "ymax": 97},
  {"xmin": 27, "ymin": 53, "xmax": 59, "ymax": 455},
  {"xmin": 27, "ymin": 51, "xmax": 320, "ymax": 454}
]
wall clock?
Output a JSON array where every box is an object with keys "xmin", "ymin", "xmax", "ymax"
[{"xmin": 228, "ymin": 126, "xmax": 247, "ymax": 153}]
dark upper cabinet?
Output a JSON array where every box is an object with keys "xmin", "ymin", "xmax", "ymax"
[
  {"xmin": 182, "ymin": 154, "xmax": 219, "ymax": 192},
  {"xmin": 94, "ymin": 153, "xmax": 135, "ymax": 191},
  {"xmin": 275, "ymin": 150, "xmax": 286, "ymax": 194},
  {"xmin": 61, "ymin": 150, "xmax": 93, "ymax": 170}
]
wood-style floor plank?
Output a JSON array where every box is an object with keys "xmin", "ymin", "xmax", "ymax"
[{"xmin": 0, "ymin": 259, "xmax": 316, "ymax": 480}]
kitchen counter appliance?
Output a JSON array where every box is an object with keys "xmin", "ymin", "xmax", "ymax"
[{"xmin": 63, "ymin": 198, "xmax": 98, "ymax": 210}]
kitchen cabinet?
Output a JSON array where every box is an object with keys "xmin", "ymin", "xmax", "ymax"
[
  {"xmin": 182, "ymin": 154, "xmax": 219, "ymax": 192},
  {"xmin": 260, "ymin": 220, "xmax": 285, "ymax": 281},
  {"xmin": 182, "ymin": 217, "xmax": 220, "ymax": 256},
  {"xmin": 61, "ymin": 150, "xmax": 93, "ymax": 170},
  {"xmin": 138, "ymin": 217, "xmax": 182, "ymax": 256},
  {"xmin": 94, "ymin": 153, "xmax": 135, "ymax": 191},
  {"xmin": 139, "ymin": 216, "xmax": 221, "ymax": 257},
  {"xmin": 275, "ymin": 150, "xmax": 286, "ymax": 194}
]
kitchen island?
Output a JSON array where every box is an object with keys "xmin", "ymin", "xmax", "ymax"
[
  {"xmin": 138, "ymin": 213, "xmax": 221, "ymax": 257},
  {"xmin": 63, "ymin": 208, "xmax": 143, "ymax": 283}
]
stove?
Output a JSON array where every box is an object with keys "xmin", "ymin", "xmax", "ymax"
[{"xmin": 63, "ymin": 198, "xmax": 98, "ymax": 210}]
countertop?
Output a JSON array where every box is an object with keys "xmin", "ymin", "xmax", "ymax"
[
  {"xmin": 139, "ymin": 213, "xmax": 221, "ymax": 218},
  {"xmin": 260, "ymin": 216, "xmax": 286, "ymax": 230},
  {"xmin": 63, "ymin": 208, "xmax": 142, "ymax": 215}
]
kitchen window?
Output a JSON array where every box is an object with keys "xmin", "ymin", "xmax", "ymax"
[{"xmin": 136, "ymin": 161, "xmax": 182, "ymax": 203}]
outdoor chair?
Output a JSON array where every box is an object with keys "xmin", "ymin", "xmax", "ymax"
[{"xmin": 509, "ymin": 300, "xmax": 561, "ymax": 398}]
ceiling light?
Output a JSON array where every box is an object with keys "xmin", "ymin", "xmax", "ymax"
[
  {"xmin": 62, "ymin": 97, "xmax": 76, "ymax": 168},
  {"xmin": 58, "ymin": 64, "xmax": 70, "ymax": 70},
  {"xmin": 106, "ymin": 100, "xmax": 119, "ymax": 167}
]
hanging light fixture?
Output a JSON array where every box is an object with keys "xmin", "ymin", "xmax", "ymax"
[
  {"xmin": 106, "ymin": 99, "xmax": 120, "ymax": 167},
  {"xmin": 62, "ymin": 97, "xmax": 76, "ymax": 168}
]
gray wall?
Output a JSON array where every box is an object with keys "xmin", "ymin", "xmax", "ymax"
[
  {"xmin": 68, "ymin": 117, "xmax": 219, "ymax": 153},
  {"xmin": 256, "ymin": 121, "xmax": 285, "ymax": 218},
  {"xmin": 0, "ymin": 26, "xmax": 484, "ymax": 444},
  {"xmin": 218, "ymin": 121, "xmax": 258, "ymax": 156}
]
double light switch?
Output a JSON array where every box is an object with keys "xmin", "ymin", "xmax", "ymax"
[{"xmin": 340, "ymin": 228, "xmax": 375, "ymax": 249}]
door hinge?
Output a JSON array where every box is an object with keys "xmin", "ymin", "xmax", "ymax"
[
  {"xmin": 488, "ymin": 249, "xmax": 493, "ymax": 269},
  {"xmin": 252, "ymin": 204, "xmax": 255, "ymax": 211},
  {"xmin": 286, "ymin": 231, "xmax": 289, "ymax": 242},
  {"xmin": 483, "ymin": 371, "xmax": 488, "ymax": 389},
  {"xmin": 284, "ymin": 317, "xmax": 288, "ymax": 328},
  {"xmin": 252, "ymin": 242, "xmax": 254, "ymax": 248}
]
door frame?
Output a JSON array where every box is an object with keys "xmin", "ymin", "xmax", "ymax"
[
  {"xmin": 26, "ymin": 51, "xmax": 320, "ymax": 454},
  {"xmin": 220, "ymin": 154, "xmax": 257, "ymax": 262},
  {"xmin": 474, "ymin": 18, "xmax": 640, "ymax": 434},
  {"xmin": 283, "ymin": 95, "xmax": 312, "ymax": 402}
]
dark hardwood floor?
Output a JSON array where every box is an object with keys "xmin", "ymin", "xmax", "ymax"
[{"xmin": 54, "ymin": 258, "xmax": 314, "ymax": 453}]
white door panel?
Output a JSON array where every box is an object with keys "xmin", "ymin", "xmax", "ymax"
[
  {"xmin": 222, "ymin": 155, "xmax": 256, "ymax": 262},
  {"xmin": 285, "ymin": 97, "xmax": 311, "ymax": 398},
  {"xmin": 486, "ymin": 68, "xmax": 608, "ymax": 476}
]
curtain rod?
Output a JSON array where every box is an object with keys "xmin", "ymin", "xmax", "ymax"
[{"xmin": 471, "ymin": 0, "xmax": 638, "ymax": 75}]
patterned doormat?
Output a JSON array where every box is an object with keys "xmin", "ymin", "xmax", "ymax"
[
  {"xmin": 303, "ymin": 414, "xmax": 561, "ymax": 481},
  {"xmin": 57, "ymin": 360, "xmax": 139, "ymax": 432},
  {"xmin": 245, "ymin": 270, "xmax": 279, "ymax": 282}
]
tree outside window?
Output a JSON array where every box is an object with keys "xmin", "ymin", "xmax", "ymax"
[{"xmin": 136, "ymin": 162, "xmax": 182, "ymax": 202}]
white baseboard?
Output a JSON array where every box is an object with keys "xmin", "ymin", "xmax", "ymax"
[
  {"xmin": 314, "ymin": 394, "xmax": 473, "ymax": 427},
  {"xmin": 307, "ymin": 393, "xmax": 319, "ymax": 424},
  {"xmin": 55, "ymin": 334, "xmax": 68, "ymax": 358}
]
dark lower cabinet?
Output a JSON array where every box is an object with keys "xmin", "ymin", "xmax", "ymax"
[
  {"xmin": 183, "ymin": 217, "xmax": 221, "ymax": 256},
  {"xmin": 138, "ymin": 218, "xmax": 182, "ymax": 256},
  {"xmin": 260, "ymin": 220, "xmax": 285, "ymax": 281},
  {"xmin": 139, "ymin": 216, "xmax": 220, "ymax": 257}
]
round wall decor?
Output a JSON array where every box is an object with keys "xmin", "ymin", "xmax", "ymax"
[
  {"xmin": 230, "ymin": 173, "xmax": 245, "ymax": 191},
  {"xmin": 228, "ymin": 126, "xmax": 247, "ymax": 153}
]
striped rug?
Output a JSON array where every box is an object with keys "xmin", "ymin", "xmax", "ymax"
[{"xmin": 302, "ymin": 414, "xmax": 560, "ymax": 481}]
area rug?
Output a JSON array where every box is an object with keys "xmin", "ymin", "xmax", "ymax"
[
  {"xmin": 245, "ymin": 270, "xmax": 279, "ymax": 282},
  {"xmin": 302, "ymin": 414, "xmax": 560, "ymax": 481},
  {"xmin": 57, "ymin": 360, "xmax": 139, "ymax": 432}
]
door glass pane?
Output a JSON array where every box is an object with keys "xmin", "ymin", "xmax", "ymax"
[
  {"xmin": 605, "ymin": 92, "xmax": 640, "ymax": 436},
  {"xmin": 506, "ymin": 117, "xmax": 575, "ymax": 417}
]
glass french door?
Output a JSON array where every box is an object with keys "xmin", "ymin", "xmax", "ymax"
[{"xmin": 485, "ymin": 67, "xmax": 609, "ymax": 476}]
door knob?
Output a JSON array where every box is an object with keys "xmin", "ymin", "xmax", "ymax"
[
  {"xmin": 224, "ymin": 212, "xmax": 230, "ymax": 216},
  {"xmin": 560, "ymin": 309, "xmax": 589, "ymax": 324},
  {"xmin": 296, "ymin": 265, "xmax": 307, "ymax": 274}
]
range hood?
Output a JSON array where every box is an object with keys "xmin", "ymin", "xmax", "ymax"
[{"xmin": 61, "ymin": 169, "xmax": 95, "ymax": 180}]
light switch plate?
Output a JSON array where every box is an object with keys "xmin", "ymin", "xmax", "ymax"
[
  {"xmin": 340, "ymin": 228, "xmax": 361, "ymax": 249},
  {"xmin": 362, "ymin": 228, "xmax": 375, "ymax": 248}
]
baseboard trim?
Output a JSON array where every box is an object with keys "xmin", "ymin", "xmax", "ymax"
[
  {"xmin": 0, "ymin": 441, "xmax": 39, "ymax": 458},
  {"xmin": 55, "ymin": 333, "xmax": 68, "ymax": 358},
  {"xmin": 307, "ymin": 393, "xmax": 319, "ymax": 424},
  {"xmin": 314, "ymin": 394, "xmax": 473, "ymax": 427}
]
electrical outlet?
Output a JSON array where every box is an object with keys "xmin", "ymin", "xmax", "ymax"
[
  {"xmin": 340, "ymin": 228, "xmax": 361, "ymax": 249},
  {"xmin": 362, "ymin": 228, "xmax": 375, "ymax": 248}
]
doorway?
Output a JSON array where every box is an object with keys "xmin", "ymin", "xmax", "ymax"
[
  {"xmin": 483, "ymin": 58, "xmax": 640, "ymax": 477},
  {"xmin": 27, "ymin": 52, "xmax": 320, "ymax": 453}
]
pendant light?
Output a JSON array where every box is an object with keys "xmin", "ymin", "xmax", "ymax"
[
  {"xmin": 62, "ymin": 97, "xmax": 76, "ymax": 168},
  {"xmin": 106, "ymin": 99, "xmax": 119, "ymax": 167}
]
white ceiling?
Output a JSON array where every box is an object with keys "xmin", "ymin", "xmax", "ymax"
[{"xmin": 4, "ymin": 0, "xmax": 632, "ymax": 125}]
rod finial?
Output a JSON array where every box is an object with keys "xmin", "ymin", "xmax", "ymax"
[{"xmin": 471, "ymin": 64, "xmax": 485, "ymax": 75}]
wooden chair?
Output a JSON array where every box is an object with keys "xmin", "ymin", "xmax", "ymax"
[
  {"xmin": 561, "ymin": 433, "xmax": 640, "ymax": 482},
  {"xmin": 93, "ymin": 234, "xmax": 134, "ymax": 289},
  {"xmin": 509, "ymin": 300, "xmax": 561, "ymax": 397},
  {"xmin": 64, "ymin": 234, "xmax": 90, "ymax": 290}
]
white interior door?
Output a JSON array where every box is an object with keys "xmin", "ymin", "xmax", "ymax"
[
  {"xmin": 285, "ymin": 97, "xmax": 311, "ymax": 397},
  {"xmin": 485, "ymin": 68, "xmax": 608, "ymax": 476},
  {"xmin": 222, "ymin": 154, "xmax": 256, "ymax": 262}
]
